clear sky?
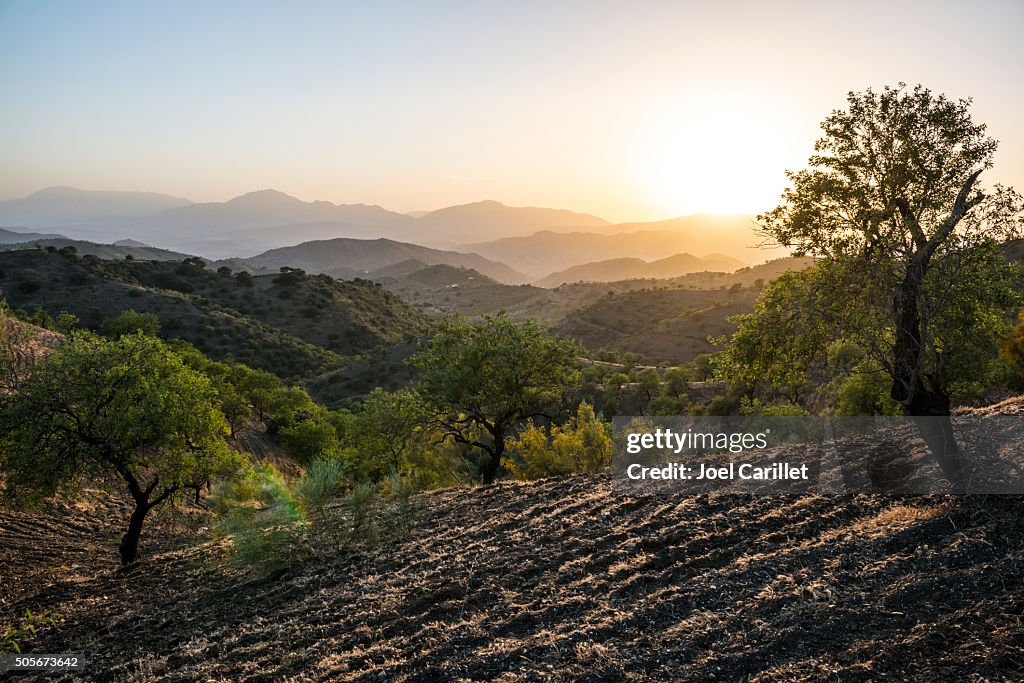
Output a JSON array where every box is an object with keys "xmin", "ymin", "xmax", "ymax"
[{"xmin": 2, "ymin": 0, "xmax": 1023, "ymax": 222}]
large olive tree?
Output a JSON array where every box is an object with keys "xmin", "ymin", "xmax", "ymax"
[
  {"xmin": 750, "ymin": 84, "xmax": 1024, "ymax": 483},
  {"xmin": 0, "ymin": 331, "xmax": 240, "ymax": 563}
]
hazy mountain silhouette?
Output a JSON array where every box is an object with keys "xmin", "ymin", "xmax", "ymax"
[
  {"xmin": 244, "ymin": 237, "xmax": 531, "ymax": 284},
  {"xmin": 124, "ymin": 190, "xmax": 421, "ymax": 256},
  {"xmin": 462, "ymin": 217, "xmax": 785, "ymax": 277},
  {"xmin": 419, "ymin": 200, "xmax": 609, "ymax": 241},
  {"xmin": 0, "ymin": 226, "xmax": 65, "ymax": 244},
  {"xmin": 0, "ymin": 188, "xmax": 782, "ymax": 268},
  {"xmin": 0, "ymin": 187, "xmax": 192, "ymax": 228},
  {"xmin": 534, "ymin": 252, "xmax": 746, "ymax": 288}
]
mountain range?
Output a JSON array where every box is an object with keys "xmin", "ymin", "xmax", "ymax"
[
  {"xmin": 459, "ymin": 218, "xmax": 784, "ymax": 278},
  {"xmin": 0, "ymin": 187, "xmax": 191, "ymax": 228},
  {"xmin": 0, "ymin": 188, "xmax": 617, "ymax": 259},
  {"xmin": 534, "ymin": 252, "xmax": 747, "ymax": 288}
]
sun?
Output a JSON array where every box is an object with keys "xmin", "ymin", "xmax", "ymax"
[{"xmin": 638, "ymin": 107, "xmax": 793, "ymax": 217}]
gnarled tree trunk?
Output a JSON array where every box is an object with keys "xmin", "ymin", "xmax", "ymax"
[{"xmin": 887, "ymin": 172, "xmax": 983, "ymax": 490}]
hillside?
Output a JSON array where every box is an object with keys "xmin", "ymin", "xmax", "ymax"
[
  {"xmin": 555, "ymin": 287, "xmax": 761, "ymax": 364},
  {"xmin": 3, "ymin": 471, "xmax": 1022, "ymax": 681},
  {"xmin": 307, "ymin": 339, "xmax": 422, "ymax": 407},
  {"xmin": 0, "ymin": 238, "xmax": 193, "ymax": 261},
  {"xmin": 535, "ymin": 252, "xmax": 746, "ymax": 288},
  {"xmin": 246, "ymin": 237, "xmax": 530, "ymax": 284},
  {"xmin": 0, "ymin": 250, "xmax": 427, "ymax": 379}
]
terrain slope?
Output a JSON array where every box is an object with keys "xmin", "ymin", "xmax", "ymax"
[{"xmin": 2, "ymin": 463, "xmax": 1023, "ymax": 681}]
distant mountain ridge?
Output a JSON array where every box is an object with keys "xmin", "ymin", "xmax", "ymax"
[
  {"xmin": 244, "ymin": 237, "xmax": 531, "ymax": 284},
  {"xmin": 535, "ymin": 252, "xmax": 746, "ymax": 287},
  {"xmin": 0, "ymin": 188, "xmax": 782, "ymax": 272},
  {"xmin": 0, "ymin": 226, "xmax": 65, "ymax": 244},
  {"xmin": 0, "ymin": 187, "xmax": 192, "ymax": 228},
  {"xmin": 461, "ymin": 221, "xmax": 780, "ymax": 278},
  {"xmin": 419, "ymin": 200, "xmax": 609, "ymax": 238}
]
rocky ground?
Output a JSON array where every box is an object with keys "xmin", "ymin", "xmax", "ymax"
[{"xmin": 2, "ymin": 472, "xmax": 1023, "ymax": 681}]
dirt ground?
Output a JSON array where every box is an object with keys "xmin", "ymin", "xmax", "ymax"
[{"xmin": 2, "ymin": 474, "xmax": 1023, "ymax": 682}]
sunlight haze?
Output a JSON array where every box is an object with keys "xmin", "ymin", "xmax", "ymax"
[{"xmin": 2, "ymin": 0, "xmax": 1023, "ymax": 221}]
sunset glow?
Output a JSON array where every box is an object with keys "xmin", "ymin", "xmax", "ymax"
[
  {"xmin": 1, "ymin": 1, "xmax": 1023, "ymax": 222},
  {"xmin": 637, "ymin": 102, "xmax": 805, "ymax": 216}
]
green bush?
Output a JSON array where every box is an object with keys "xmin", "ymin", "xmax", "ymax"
[{"xmin": 213, "ymin": 460, "xmax": 423, "ymax": 572}]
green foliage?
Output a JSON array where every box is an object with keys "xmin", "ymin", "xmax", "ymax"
[
  {"xmin": 293, "ymin": 457, "xmax": 349, "ymax": 547},
  {"xmin": 54, "ymin": 311, "xmax": 79, "ymax": 334},
  {"xmin": 412, "ymin": 312, "xmax": 581, "ymax": 483},
  {"xmin": 717, "ymin": 264, "xmax": 840, "ymax": 400},
  {"xmin": 350, "ymin": 388, "xmax": 428, "ymax": 479},
  {"xmin": 999, "ymin": 309, "xmax": 1024, "ymax": 388},
  {"xmin": 636, "ymin": 368, "xmax": 661, "ymax": 406},
  {"xmin": 0, "ymin": 331, "xmax": 241, "ymax": 562},
  {"xmin": 213, "ymin": 459, "xmax": 422, "ymax": 572},
  {"xmin": 663, "ymin": 367, "xmax": 689, "ymax": 397},
  {"xmin": 279, "ymin": 415, "xmax": 341, "ymax": 464},
  {"xmin": 749, "ymin": 83, "xmax": 1024, "ymax": 416},
  {"xmin": 648, "ymin": 394, "xmax": 689, "ymax": 416},
  {"xmin": 210, "ymin": 464, "xmax": 305, "ymax": 571},
  {"xmin": 505, "ymin": 403, "xmax": 612, "ymax": 480},
  {"xmin": 0, "ymin": 249, "xmax": 428, "ymax": 382},
  {"xmin": 0, "ymin": 331, "xmax": 235, "ymax": 504},
  {"xmin": 739, "ymin": 397, "xmax": 807, "ymax": 417},
  {"xmin": 1, "ymin": 610, "xmax": 61, "ymax": 654},
  {"xmin": 833, "ymin": 363, "xmax": 902, "ymax": 416},
  {"xmin": 105, "ymin": 308, "xmax": 161, "ymax": 338}
]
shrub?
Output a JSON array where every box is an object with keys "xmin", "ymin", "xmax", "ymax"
[
  {"xmin": 505, "ymin": 403, "xmax": 612, "ymax": 480},
  {"xmin": 213, "ymin": 461, "xmax": 423, "ymax": 572},
  {"xmin": 210, "ymin": 464, "xmax": 305, "ymax": 572},
  {"xmin": 105, "ymin": 309, "xmax": 161, "ymax": 338}
]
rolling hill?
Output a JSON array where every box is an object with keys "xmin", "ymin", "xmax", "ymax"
[
  {"xmin": 245, "ymin": 237, "xmax": 531, "ymax": 284},
  {"xmin": 554, "ymin": 287, "xmax": 761, "ymax": 364},
  {"xmin": 535, "ymin": 252, "xmax": 746, "ymax": 287},
  {"xmin": 0, "ymin": 249, "xmax": 427, "ymax": 379},
  {"xmin": 0, "ymin": 238, "xmax": 194, "ymax": 261},
  {"xmin": 126, "ymin": 190, "xmax": 422, "ymax": 256}
]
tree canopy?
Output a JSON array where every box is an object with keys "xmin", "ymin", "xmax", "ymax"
[
  {"xmin": 411, "ymin": 313, "xmax": 581, "ymax": 483},
  {"xmin": 732, "ymin": 83, "xmax": 1024, "ymax": 483},
  {"xmin": 0, "ymin": 331, "xmax": 240, "ymax": 563}
]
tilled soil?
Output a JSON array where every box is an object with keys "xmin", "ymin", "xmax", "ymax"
[{"xmin": 2, "ymin": 477, "xmax": 1024, "ymax": 681}]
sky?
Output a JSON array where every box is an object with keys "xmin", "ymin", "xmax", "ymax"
[{"xmin": 2, "ymin": 0, "xmax": 1023, "ymax": 222}]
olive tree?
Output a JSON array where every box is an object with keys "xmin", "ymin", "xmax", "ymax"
[
  {"xmin": 749, "ymin": 84, "xmax": 1024, "ymax": 483},
  {"xmin": 411, "ymin": 313, "xmax": 580, "ymax": 484},
  {"xmin": 0, "ymin": 331, "xmax": 240, "ymax": 564}
]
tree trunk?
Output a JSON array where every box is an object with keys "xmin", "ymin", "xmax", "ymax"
[
  {"xmin": 119, "ymin": 499, "xmax": 149, "ymax": 565},
  {"xmin": 889, "ymin": 254, "xmax": 966, "ymax": 489},
  {"xmin": 481, "ymin": 434, "xmax": 505, "ymax": 485}
]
